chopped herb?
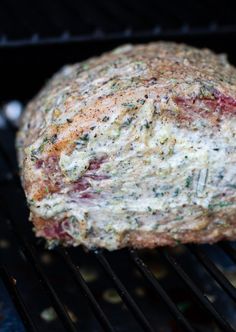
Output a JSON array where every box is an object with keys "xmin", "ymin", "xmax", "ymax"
[
  {"xmin": 50, "ymin": 134, "xmax": 57, "ymax": 144},
  {"xmin": 121, "ymin": 117, "xmax": 133, "ymax": 127},
  {"xmin": 175, "ymin": 216, "xmax": 184, "ymax": 221},
  {"xmin": 121, "ymin": 102, "xmax": 136, "ymax": 110},
  {"xmin": 208, "ymin": 201, "xmax": 235, "ymax": 210},
  {"xmin": 69, "ymin": 216, "xmax": 78, "ymax": 224},
  {"xmin": 31, "ymin": 149, "xmax": 38, "ymax": 161},
  {"xmin": 39, "ymin": 137, "xmax": 50, "ymax": 153},
  {"xmin": 80, "ymin": 133, "xmax": 89, "ymax": 141},
  {"xmin": 102, "ymin": 116, "xmax": 110, "ymax": 122},
  {"xmin": 152, "ymin": 187, "xmax": 165, "ymax": 198},
  {"xmin": 111, "ymin": 82, "xmax": 116, "ymax": 88},
  {"xmin": 173, "ymin": 188, "xmax": 180, "ymax": 197},
  {"xmin": 110, "ymin": 82, "xmax": 120, "ymax": 90},
  {"xmin": 144, "ymin": 120, "xmax": 150, "ymax": 129},
  {"xmin": 185, "ymin": 176, "xmax": 193, "ymax": 188},
  {"xmin": 168, "ymin": 147, "xmax": 175, "ymax": 156},
  {"xmin": 137, "ymin": 98, "xmax": 146, "ymax": 105},
  {"xmin": 217, "ymin": 169, "xmax": 224, "ymax": 180},
  {"xmin": 199, "ymin": 84, "xmax": 215, "ymax": 99},
  {"xmin": 147, "ymin": 206, "xmax": 152, "ymax": 212},
  {"xmin": 134, "ymin": 218, "xmax": 142, "ymax": 226}
]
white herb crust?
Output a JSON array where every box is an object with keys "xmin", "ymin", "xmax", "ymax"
[{"xmin": 17, "ymin": 42, "xmax": 236, "ymax": 249}]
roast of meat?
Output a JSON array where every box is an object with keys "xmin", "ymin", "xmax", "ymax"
[{"xmin": 17, "ymin": 42, "xmax": 236, "ymax": 250}]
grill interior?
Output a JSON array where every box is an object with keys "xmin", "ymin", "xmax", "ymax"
[{"xmin": 1, "ymin": 2, "xmax": 236, "ymax": 330}]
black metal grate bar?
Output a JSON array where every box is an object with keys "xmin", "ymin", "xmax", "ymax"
[
  {"xmin": 218, "ymin": 243, "xmax": 236, "ymax": 264},
  {"xmin": 129, "ymin": 249, "xmax": 195, "ymax": 332},
  {"xmin": 1, "ymin": 23, "xmax": 236, "ymax": 47},
  {"xmin": 0, "ymin": 266, "xmax": 39, "ymax": 332},
  {"xmin": 94, "ymin": 250, "xmax": 154, "ymax": 332},
  {"xmin": 57, "ymin": 248, "xmax": 115, "ymax": 332},
  {"xmin": 162, "ymin": 249, "xmax": 235, "ymax": 332},
  {"xmin": 188, "ymin": 245, "xmax": 236, "ymax": 302}
]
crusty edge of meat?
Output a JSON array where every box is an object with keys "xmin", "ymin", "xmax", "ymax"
[{"xmin": 31, "ymin": 210, "xmax": 236, "ymax": 249}]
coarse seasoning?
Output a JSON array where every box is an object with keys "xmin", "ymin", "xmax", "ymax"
[{"xmin": 17, "ymin": 42, "xmax": 236, "ymax": 250}]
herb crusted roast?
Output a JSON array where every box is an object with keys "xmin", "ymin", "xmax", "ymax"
[{"xmin": 17, "ymin": 42, "xmax": 236, "ymax": 250}]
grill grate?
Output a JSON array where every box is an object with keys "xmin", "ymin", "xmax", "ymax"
[
  {"xmin": 162, "ymin": 250, "xmax": 235, "ymax": 332},
  {"xmin": 129, "ymin": 249, "xmax": 194, "ymax": 332},
  {"xmin": 1, "ymin": 24, "xmax": 236, "ymax": 48},
  {"xmin": 0, "ymin": 113, "xmax": 236, "ymax": 332}
]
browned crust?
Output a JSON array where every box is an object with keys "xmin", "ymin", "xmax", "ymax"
[
  {"xmin": 31, "ymin": 212, "xmax": 236, "ymax": 249},
  {"xmin": 124, "ymin": 227, "xmax": 236, "ymax": 248},
  {"xmin": 125, "ymin": 210, "xmax": 236, "ymax": 248}
]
